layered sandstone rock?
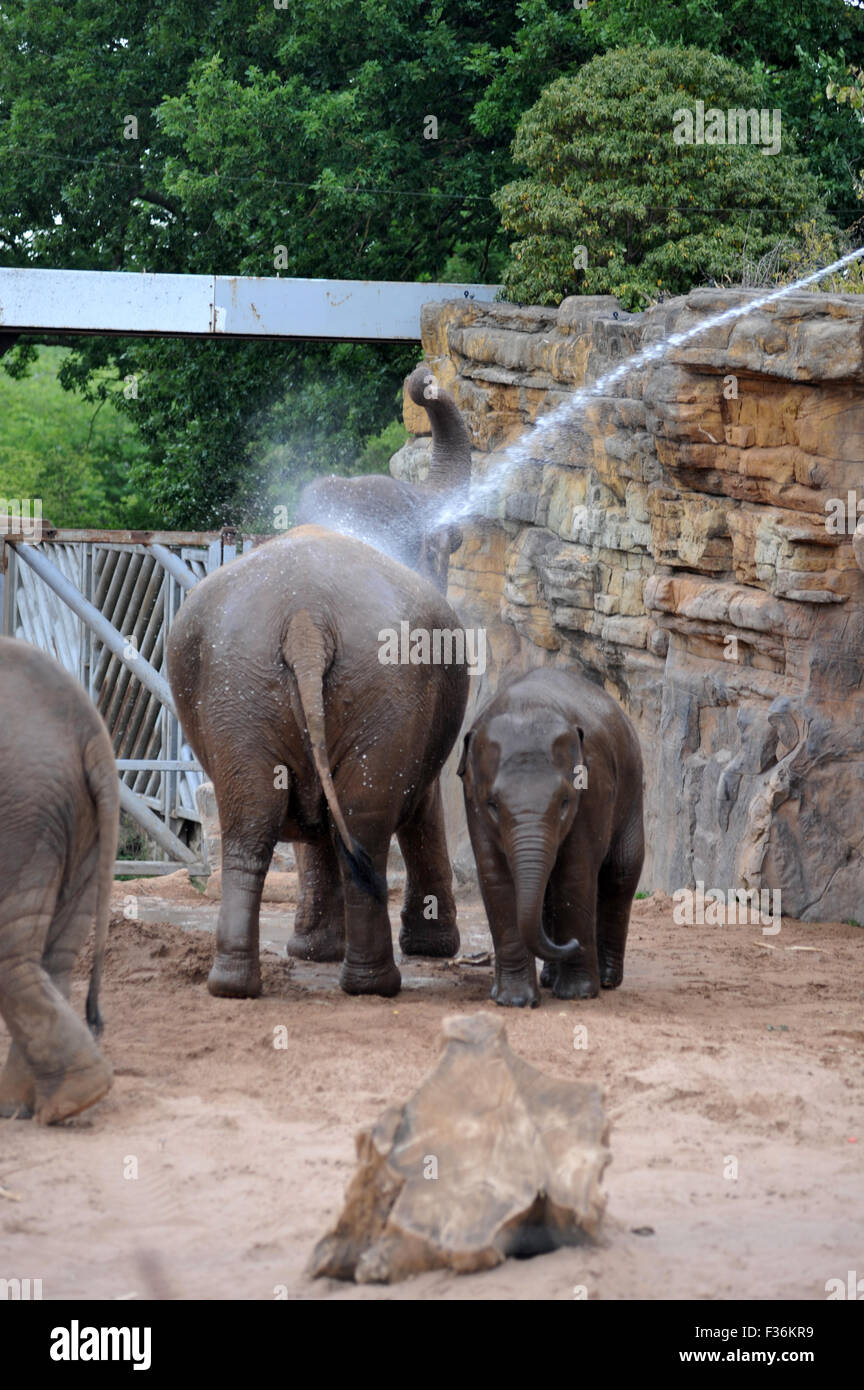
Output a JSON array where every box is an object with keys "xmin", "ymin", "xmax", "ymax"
[{"xmin": 394, "ymin": 290, "xmax": 864, "ymax": 919}]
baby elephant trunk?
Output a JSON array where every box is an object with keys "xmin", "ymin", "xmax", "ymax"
[{"xmin": 507, "ymin": 824, "xmax": 581, "ymax": 964}]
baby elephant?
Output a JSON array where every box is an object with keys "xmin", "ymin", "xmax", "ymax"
[
  {"xmin": 0, "ymin": 638, "xmax": 117, "ymax": 1122},
  {"xmin": 458, "ymin": 667, "xmax": 644, "ymax": 1007}
]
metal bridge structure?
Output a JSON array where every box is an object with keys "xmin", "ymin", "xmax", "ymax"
[{"xmin": 0, "ymin": 267, "xmax": 498, "ymax": 342}]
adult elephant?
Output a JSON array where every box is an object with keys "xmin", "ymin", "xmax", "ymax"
[
  {"xmin": 295, "ymin": 364, "xmax": 472, "ymax": 592},
  {"xmin": 166, "ymin": 526, "xmax": 469, "ymax": 999},
  {"xmin": 0, "ymin": 638, "xmax": 117, "ymax": 1123}
]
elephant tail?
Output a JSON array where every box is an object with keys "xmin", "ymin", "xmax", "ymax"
[
  {"xmin": 83, "ymin": 732, "xmax": 120, "ymax": 1037},
  {"xmin": 282, "ymin": 614, "xmax": 388, "ymax": 905}
]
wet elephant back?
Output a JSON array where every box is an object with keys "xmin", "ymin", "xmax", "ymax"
[
  {"xmin": 169, "ymin": 528, "xmax": 464, "ymax": 688},
  {"xmin": 165, "ymin": 529, "xmax": 469, "ymax": 796},
  {"xmin": 0, "ymin": 637, "xmax": 109, "ymax": 747}
]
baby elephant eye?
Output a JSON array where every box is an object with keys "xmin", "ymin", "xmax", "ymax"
[
  {"xmin": 487, "ymin": 798, "xmax": 499, "ymax": 817},
  {"xmin": 560, "ymin": 796, "xmax": 571, "ymax": 817}
]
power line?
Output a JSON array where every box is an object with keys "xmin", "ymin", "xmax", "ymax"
[
  {"xmin": 2, "ymin": 143, "xmax": 862, "ymax": 217},
  {"xmin": 0, "ymin": 145, "xmax": 497, "ymax": 202}
]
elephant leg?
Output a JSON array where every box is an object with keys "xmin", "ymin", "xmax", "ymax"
[
  {"xmin": 33, "ymin": 867, "xmax": 112, "ymax": 1124},
  {"xmin": 43, "ymin": 854, "xmax": 101, "ymax": 1001},
  {"xmin": 597, "ymin": 820, "xmax": 644, "ymax": 989},
  {"xmin": 0, "ymin": 873, "xmax": 110, "ymax": 1125},
  {"xmin": 0, "ymin": 868, "xmax": 57, "ymax": 1118},
  {"xmin": 397, "ymin": 780, "xmax": 459, "ymax": 959},
  {"xmin": 338, "ymin": 820, "xmax": 400, "ymax": 998},
  {"xmin": 0, "ymin": 877, "xmax": 51, "ymax": 1118},
  {"xmin": 542, "ymin": 847, "xmax": 601, "ymax": 1001},
  {"xmin": 284, "ymin": 839, "xmax": 346, "ymax": 961},
  {"xmin": 467, "ymin": 810, "xmax": 538, "ymax": 1007},
  {"xmin": 0, "ymin": 1043, "xmax": 35, "ymax": 1119},
  {"xmin": 209, "ymin": 778, "xmax": 284, "ymax": 998}
]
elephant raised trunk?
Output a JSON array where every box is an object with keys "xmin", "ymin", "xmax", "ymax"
[
  {"xmin": 505, "ymin": 823, "xmax": 581, "ymax": 964},
  {"xmin": 294, "ymin": 363, "xmax": 473, "ymax": 593},
  {"xmin": 405, "ymin": 364, "xmax": 473, "ymax": 496}
]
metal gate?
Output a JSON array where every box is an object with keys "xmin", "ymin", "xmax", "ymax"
[{"xmin": 1, "ymin": 525, "xmax": 247, "ymax": 876}]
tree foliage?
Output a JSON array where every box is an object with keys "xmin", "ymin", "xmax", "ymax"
[
  {"xmin": 580, "ymin": 0, "xmax": 864, "ymax": 219},
  {"xmin": 0, "ymin": 0, "xmax": 592, "ymax": 528},
  {"xmin": 0, "ymin": 347, "xmax": 150, "ymax": 527},
  {"xmin": 1, "ymin": 3, "xmax": 863, "ymax": 524},
  {"xmin": 495, "ymin": 46, "xmax": 827, "ymax": 310},
  {"xmin": 827, "ymin": 66, "xmax": 864, "ymax": 112}
]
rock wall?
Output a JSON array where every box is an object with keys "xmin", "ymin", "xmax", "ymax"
[{"xmin": 391, "ymin": 289, "xmax": 864, "ymax": 920}]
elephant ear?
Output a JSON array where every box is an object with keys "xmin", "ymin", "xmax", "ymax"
[{"xmin": 456, "ymin": 729, "xmax": 473, "ymax": 778}]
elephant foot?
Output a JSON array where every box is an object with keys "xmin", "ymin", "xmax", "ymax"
[
  {"xmin": 0, "ymin": 1099, "xmax": 34, "ymax": 1119},
  {"xmin": 600, "ymin": 964, "xmax": 624, "ymax": 989},
  {"xmin": 0, "ymin": 1045, "xmax": 36, "ymax": 1118},
  {"xmin": 35, "ymin": 1053, "xmax": 112, "ymax": 1126},
  {"xmin": 339, "ymin": 958, "xmax": 401, "ymax": 997},
  {"xmin": 398, "ymin": 919, "xmax": 459, "ymax": 959},
  {"xmin": 551, "ymin": 965, "xmax": 600, "ymax": 1001},
  {"xmin": 208, "ymin": 952, "xmax": 261, "ymax": 998},
  {"xmin": 491, "ymin": 964, "xmax": 540, "ymax": 1009},
  {"xmin": 284, "ymin": 925, "xmax": 345, "ymax": 962}
]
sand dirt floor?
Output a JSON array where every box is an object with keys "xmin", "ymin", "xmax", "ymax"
[{"xmin": 1, "ymin": 874, "xmax": 862, "ymax": 1301}]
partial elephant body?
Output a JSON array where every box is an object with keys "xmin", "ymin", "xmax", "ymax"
[
  {"xmin": 459, "ymin": 667, "xmax": 644, "ymax": 1008},
  {"xmin": 166, "ymin": 526, "xmax": 469, "ymax": 999},
  {"xmin": 297, "ymin": 474, "xmax": 431, "ymax": 576},
  {"xmin": 0, "ymin": 637, "xmax": 117, "ymax": 1123},
  {"xmin": 295, "ymin": 364, "xmax": 471, "ymax": 592}
]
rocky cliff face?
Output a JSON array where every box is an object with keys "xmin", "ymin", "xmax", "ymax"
[{"xmin": 392, "ymin": 289, "xmax": 864, "ymax": 920}]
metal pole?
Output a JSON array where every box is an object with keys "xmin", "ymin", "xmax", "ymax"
[
  {"xmin": 117, "ymin": 780, "xmax": 200, "ymax": 866},
  {"xmin": 9, "ymin": 540, "xmax": 177, "ymax": 714},
  {"xmin": 1, "ymin": 541, "xmax": 18, "ymax": 636},
  {"xmin": 149, "ymin": 542, "xmax": 200, "ymax": 591}
]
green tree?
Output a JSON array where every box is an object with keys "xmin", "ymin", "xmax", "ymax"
[
  {"xmin": 0, "ymin": 1, "xmax": 596, "ymax": 528},
  {"xmin": 580, "ymin": 0, "xmax": 864, "ymax": 219},
  {"xmin": 827, "ymin": 66, "xmax": 864, "ymax": 111},
  {"xmin": 495, "ymin": 45, "xmax": 827, "ymax": 310},
  {"xmin": 0, "ymin": 346, "xmax": 152, "ymax": 526},
  {"xmin": 2, "ymin": 3, "xmax": 862, "ymax": 526}
]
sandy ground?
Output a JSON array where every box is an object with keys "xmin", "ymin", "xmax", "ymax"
[{"xmin": 1, "ymin": 875, "xmax": 862, "ymax": 1302}]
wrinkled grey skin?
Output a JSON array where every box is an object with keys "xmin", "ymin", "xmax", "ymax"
[
  {"xmin": 459, "ymin": 668, "xmax": 644, "ymax": 1008},
  {"xmin": 0, "ymin": 638, "xmax": 117, "ymax": 1123},
  {"xmin": 295, "ymin": 364, "xmax": 471, "ymax": 592},
  {"xmin": 166, "ymin": 526, "xmax": 469, "ymax": 999}
]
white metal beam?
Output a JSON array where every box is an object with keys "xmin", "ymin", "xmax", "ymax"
[
  {"xmin": 0, "ymin": 269, "xmax": 212, "ymax": 334},
  {"xmin": 0, "ymin": 268, "xmax": 500, "ymax": 341}
]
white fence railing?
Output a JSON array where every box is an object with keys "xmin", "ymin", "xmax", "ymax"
[{"xmin": 1, "ymin": 526, "xmax": 249, "ymax": 876}]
